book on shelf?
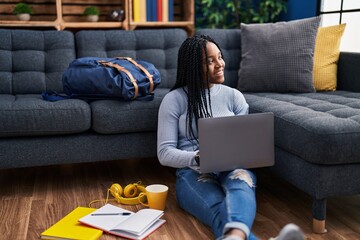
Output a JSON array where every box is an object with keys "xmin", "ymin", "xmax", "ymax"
[
  {"xmin": 146, "ymin": 0, "xmax": 151, "ymax": 21},
  {"xmin": 140, "ymin": 0, "xmax": 147, "ymax": 22},
  {"xmin": 146, "ymin": 0, "xmax": 154, "ymax": 21},
  {"xmin": 162, "ymin": 0, "xmax": 169, "ymax": 22},
  {"xmin": 152, "ymin": 0, "xmax": 158, "ymax": 22},
  {"xmin": 40, "ymin": 207, "xmax": 103, "ymax": 240},
  {"xmin": 157, "ymin": 0, "xmax": 163, "ymax": 21},
  {"xmin": 79, "ymin": 203, "xmax": 166, "ymax": 240},
  {"xmin": 133, "ymin": 0, "xmax": 141, "ymax": 22},
  {"xmin": 168, "ymin": 0, "xmax": 174, "ymax": 21}
]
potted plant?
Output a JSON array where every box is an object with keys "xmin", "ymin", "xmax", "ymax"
[
  {"xmin": 84, "ymin": 6, "xmax": 100, "ymax": 22},
  {"xmin": 13, "ymin": 2, "xmax": 33, "ymax": 21}
]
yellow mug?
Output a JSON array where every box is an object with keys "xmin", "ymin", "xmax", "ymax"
[{"xmin": 139, "ymin": 184, "xmax": 168, "ymax": 211}]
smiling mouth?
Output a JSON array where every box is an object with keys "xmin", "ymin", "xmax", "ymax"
[{"xmin": 214, "ymin": 70, "xmax": 224, "ymax": 76}]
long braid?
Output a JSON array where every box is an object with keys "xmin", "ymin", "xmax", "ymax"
[{"xmin": 171, "ymin": 35, "xmax": 222, "ymax": 143}]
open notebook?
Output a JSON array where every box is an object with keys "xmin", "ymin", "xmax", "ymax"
[{"xmin": 79, "ymin": 204, "xmax": 166, "ymax": 240}]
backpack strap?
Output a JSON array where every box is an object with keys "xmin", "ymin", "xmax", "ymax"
[
  {"xmin": 99, "ymin": 60, "xmax": 139, "ymax": 100},
  {"xmin": 42, "ymin": 91, "xmax": 71, "ymax": 101},
  {"xmin": 116, "ymin": 57, "xmax": 154, "ymax": 93}
]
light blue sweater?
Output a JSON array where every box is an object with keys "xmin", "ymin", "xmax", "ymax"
[{"xmin": 157, "ymin": 84, "xmax": 249, "ymax": 168}]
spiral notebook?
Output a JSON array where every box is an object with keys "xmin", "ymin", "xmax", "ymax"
[{"xmin": 79, "ymin": 204, "xmax": 166, "ymax": 240}]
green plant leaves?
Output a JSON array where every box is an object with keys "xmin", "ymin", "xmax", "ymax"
[{"xmin": 195, "ymin": 0, "xmax": 287, "ymax": 28}]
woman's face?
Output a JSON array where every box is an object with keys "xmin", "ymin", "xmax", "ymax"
[{"xmin": 203, "ymin": 42, "xmax": 225, "ymax": 88}]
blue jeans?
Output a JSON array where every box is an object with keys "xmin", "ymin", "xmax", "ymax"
[{"xmin": 176, "ymin": 168, "xmax": 258, "ymax": 240}]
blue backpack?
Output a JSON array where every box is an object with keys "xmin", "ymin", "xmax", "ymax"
[{"xmin": 42, "ymin": 57, "xmax": 161, "ymax": 101}]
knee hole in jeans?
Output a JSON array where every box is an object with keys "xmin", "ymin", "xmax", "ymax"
[{"xmin": 229, "ymin": 169, "xmax": 255, "ymax": 188}]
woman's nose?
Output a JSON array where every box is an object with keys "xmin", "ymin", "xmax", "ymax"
[{"xmin": 215, "ymin": 60, "xmax": 223, "ymax": 68}]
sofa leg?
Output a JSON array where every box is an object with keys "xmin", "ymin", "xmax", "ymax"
[
  {"xmin": 313, "ymin": 218, "xmax": 326, "ymax": 233},
  {"xmin": 312, "ymin": 198, "xmax": 327, "ymax": 233}
]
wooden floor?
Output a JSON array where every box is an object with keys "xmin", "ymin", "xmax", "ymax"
[{"xmin": 0, "ymin": 158, "xmax": 359, "ymax": 240}]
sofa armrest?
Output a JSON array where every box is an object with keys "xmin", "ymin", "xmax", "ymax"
[{"xmin": 337, "ymin": 52, "xmax": 360, "ymax": 92}]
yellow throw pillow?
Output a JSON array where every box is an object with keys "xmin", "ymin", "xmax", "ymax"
[{"xmin": 313, "ymin": 24, "xmax": 346, "ymax": 91}]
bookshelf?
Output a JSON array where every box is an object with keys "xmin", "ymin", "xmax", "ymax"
[
  {"xmin": 0, "ymin": 0, "xmax": 194, "ymax": 35},
  {"xmin": 58, "ymin": 0, "xmax": 128, "ymax": 30},
  {"xmin": 0, "ymin": 0, "xmax": 128, "ymax": 31},
  {"xmin": 128, "ymin": 0, "xmax": 194, "ymax": 36},
  {"xmin": 0, "ymin": 0, "xmax": 59, "ymax": 29}
]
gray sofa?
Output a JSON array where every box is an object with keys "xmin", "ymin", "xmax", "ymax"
[
  {"xmin": 1, "ymin": 27, "xmax": 360, "ymax": 233},
  {"xmin": 0, "ymin": 28, "xmax": 187, "ymax": 168},
  {"xmin": 197, "ymin": 28, "xmax": 360, "ymax": 234}
]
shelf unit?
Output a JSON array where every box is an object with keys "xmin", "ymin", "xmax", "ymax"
[
  {"xmin": 0, "ymin": 0, "xmax": 59, "ymax": 29},
  {"xmin": 57, "ymin": 0, "xmax": 128, "ymax": 30},
  {"xmin": 128, "ymin": 0, "xmax": 194, "ymax": 36},
  {"xmin": 0, "ymin": 0, "xmax": 194, "ymax": 35},
  {"xmin": 0, "ymin": 0, "xmax": 128, "ymax": 30}
]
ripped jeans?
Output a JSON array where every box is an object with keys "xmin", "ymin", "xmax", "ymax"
[{"xmin": 176, "ymin": 168, "xmax": 257, "ymax": 240}]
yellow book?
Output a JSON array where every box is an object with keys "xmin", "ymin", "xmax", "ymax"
[
  {"xmin": 41, "ymin": 207, "xmax": 103, "ymax": 240},
  {"xmin": 133, "ymin": 0, "xmax": 141, "ymax": 22}
]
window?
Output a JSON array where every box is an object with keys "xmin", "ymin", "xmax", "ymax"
[{"xmin": 318, "ymin": 0, "xmax": 360, "ymax": 52}]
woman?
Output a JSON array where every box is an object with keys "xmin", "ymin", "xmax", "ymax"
[{"xmin": 157, "ymin": 35, "xmax": 303, "ymax": 240}]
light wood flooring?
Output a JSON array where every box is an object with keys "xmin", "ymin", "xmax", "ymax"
[{"xmin": 0, "ymin": 157, "xmax": 359, "ymax": 240}]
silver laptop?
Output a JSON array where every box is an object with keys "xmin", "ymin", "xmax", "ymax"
[{"xmin": 194, "ymin": 112, "xmax": 274, "ymax": 173}]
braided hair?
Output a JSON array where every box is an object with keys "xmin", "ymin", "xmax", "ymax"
[{"xmin": 171, "ymin": 35, "xmax": 223, "ymax": 143}]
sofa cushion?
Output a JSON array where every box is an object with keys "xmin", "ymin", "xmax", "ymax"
[
  {"xmin": 75, "ymin": 29, "xmax": 187, "ymax": 89},
  {"xmin": 313, "ymin": 24, "xmax": 346, "ymax": 91},
  {"xmin": 244, "ymin": 91, "xmax": 360, "ymax": 165},
  {"xmin": 91, "ymin": 88, "xmax": 169, "ymax": 134},
  {"xmin": 0, "ymin": 29, "xmax": 75, "ymax": 94},
  {"xmin": 0, "ymin": 95, "xmax": 91, "ymax": 137},
  {"xmin": 238, "ymin": 17, "xmax": 320, "ymax": 93}
]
